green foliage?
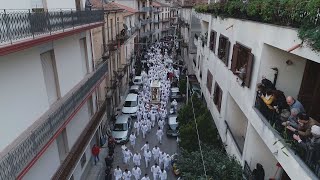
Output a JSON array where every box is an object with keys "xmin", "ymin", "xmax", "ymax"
[
  {"xmin": 194, "ymin": 0, "xmax": 320, "ymax": 52},
  {"xmin": 177, "ymin": 144, "xmax": 243, "ymax": 180},
  {"xmin": 178, "ymin": 96, "xmax": 222, "ymax": 152}
]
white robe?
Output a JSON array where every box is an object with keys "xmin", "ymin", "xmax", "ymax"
[
  {"xmin": 159, "ymin": 170, "xmax": 167, "ymax": 180},
  {"xmin": 132, "ymin": 167, "xmax": 142, "ymax": 180},
  {"xmin": 122, "ymin": 171, "xmax": 132, "ymax": 180},
  {"xmin": 114, "ymin": 168, "xmax": 122, "ymax": 180}
]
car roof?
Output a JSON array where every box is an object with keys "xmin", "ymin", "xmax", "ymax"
[
  {"xmin": 171, "ymin": 87, "xmax": 180, "ymax": 92},
  {"xmin": 169, "ymin": 116, "xmax": 178, "ymax": 125},
  {"xmin": 130, "ymin": 85, "xmax": 139, "ymax": 90},
  {"xmin": 125, "ymin": 93, "xmax": 138, "ymax": 101},
  {"xmin": 116, "ymin": 115, "xmax": 130, "ymax": 123},
  {"xmin": 134, "ymin": 76, "xmax": 142, "ymax": 80}
]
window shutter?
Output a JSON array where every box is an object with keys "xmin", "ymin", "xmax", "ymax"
[
  {"xmin": 218, "ymin": 87, "xmax": 223, "ymax": 112},
  {"xmin": 218, "ymin": 36, "xmax": 223, "ymax": 59},
  {"xmin": 231, "ymin": 44, "xmax": 240, "ymax": 72},
  {"xmin": 245, "ymin": 52, "xmax": 254, "ymax": 88},
  {"xmin": 213, "ymin": 32, "xmax": 216, "ymax": 53},
  {"xmin": 224, "ymin": 40, "xmax": 230, "ymax": 66},
  {"xmin": 214, "ymin": 82, "xmax": 218, "ymax": 105},
  {"xmin": 210, "ymin": 31, "xmax": 214, "ymax": 51}
]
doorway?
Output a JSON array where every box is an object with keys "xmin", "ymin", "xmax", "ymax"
[{"xmin": 298, "ymin": 60, "xmax": 320, "ymax": 120}]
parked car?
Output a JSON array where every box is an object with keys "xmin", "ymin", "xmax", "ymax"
[
  {"xmin": 129, "ymin": 85, "xmax": 140, "ymax": 94},
  {"xmin": 111, "ymin": 115, "xmax": 133, "ymax": 144},
  {"xmin": 170, "ymin": 87, "xmax": 183, "ymax": 101},
  {"xmin": 190, "ymin": 83, "xmax": 201, "ymax": 98},
  {"xmin": 167, "ymin": 115, "xmax": 179, "ymax": 137},
  {"xmin": 133, "ymin": 76, "xmax": 143, "ymax": 86},
  {"xmin": 122, "ymin": 93, "xmax": 138, "ymax": 118}
]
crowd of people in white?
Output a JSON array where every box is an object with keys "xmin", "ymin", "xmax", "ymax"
[{"xmin": 113, "ymin": 41, "xmax": 179, "ymax": 180}]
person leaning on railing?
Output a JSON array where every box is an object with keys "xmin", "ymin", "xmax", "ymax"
[
  {"xmin": 293, "ymin": 125, "xmax": 320, "ymax": 165},
  {"xmin": 286, "ymin": 113, "xmax": 320, "ymax": 138}
]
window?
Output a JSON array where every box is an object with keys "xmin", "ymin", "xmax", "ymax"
[
  {"xmin": 218, "ymin": 35, "xmax": 230, "ymax": 65},
  {"xmin": 206, "ymin": 70, "xmax": 213, "ymax": 94},
  {"xmin": 209, "ymin": 31, "xmax": 217, "ymax": 53},
  {"xmin": 213, "ymin": 82, "xmax": 223, "ymax": 112},
  {"xmin": 231, "ymin": 43, "xmax": 254, "ymax": 88}
]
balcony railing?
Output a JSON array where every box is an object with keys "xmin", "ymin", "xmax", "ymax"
[
  {"xmin": 153, "ymin": 19, "xmax": 160, "ymax": 24},
  {"xmin": 139, "ymin": 7, "xmax": 153, "ymax": 12},
  {"xmin": 254, "ymin": 94, "xmax": 320, "ymax": 178},
  {"xmin": 0, "ymin": 9, "xmax": 104, "ymax": 44},
  {"xmin": 141, "ymin": 19, "xmax": 152, "ymax": 26},
  {"xmin": 162, "ymin": 18, "xmax": 170, "ymax": 22},
  {"xmin": 152, "ymin": 8, "xmax": 162, "ymax": 13},
  {"xmin": 140, "ymin": 30, "xmax": 155, "ymax": 38},
  {"xmin": 0, "ymin": 61, "xmax": 108, "ymax": 180}
]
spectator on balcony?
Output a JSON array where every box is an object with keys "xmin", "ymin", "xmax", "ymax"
[
  {"xmin": 282, "ymin": 108, "xmax": 300, "ymax": 129},
  {"xmin": 287, "ymin": 113, "xmax": 320, "ymax": 138},
  {"xmin": 293, "ymin": 125, "xmax": 320, "ymax": 164},
  {"xmin": 260, "ymin": 89, "xmax": 275, "ymax": 110},
  {"xmin": 286, "ymin": 96, "xmax": 305, "ymax": 115},
  {"xmin": 272, "ymin": 90, "xmax": 288, "ymax": 113}
]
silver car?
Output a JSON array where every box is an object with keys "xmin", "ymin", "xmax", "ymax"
[{"xmin": 112, "ymin": 115, "xmax": 132, "ymax": 144}]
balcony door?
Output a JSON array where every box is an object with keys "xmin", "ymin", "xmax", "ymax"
[{"xmin": 298, "ymin": 60, "xmax": 320, "ymax": 120}]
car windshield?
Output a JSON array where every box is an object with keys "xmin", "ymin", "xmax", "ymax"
[
  {"xmin": 129, "ymin": 90, "xmax": 137, "ymax": 94},
  {"xmin": 124, "ymin": 101, "xmax": 137, "ymax": 107},
  {"xmin": 134, "ymin": 79, "xmax": 140, "ymax": 82},
  {"xmin": 169, "ymin": 123, "xmax": 178, "ymax": 130},
  {"xmin": 172, "ymin": 92, "xmax": 180, "ymax": 96},
  {"xmin": 114, "ymin": 123, "xmax": 128, "ymax": 131}
]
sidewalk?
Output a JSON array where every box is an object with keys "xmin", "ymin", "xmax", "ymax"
[{"xmin": 84, "ymin": 87, "xmax": 129, "ymax": 180}]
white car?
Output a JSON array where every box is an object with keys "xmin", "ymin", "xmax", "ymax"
[
  {"xmin": 129, "ymin": 85, "xmax": 140, "ymax": 94},
  {"xmin": 122, "ymin": 93, "xmax": 138, "ymax": 118},
  {"xmin": 133, "ymin": 76, "xmax": 143, "ymax": 86},
  {"xmin": 112, "ymin": 115, "xmax": 132, "ymax": 144}
]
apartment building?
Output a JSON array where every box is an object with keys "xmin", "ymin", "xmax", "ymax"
[
  {"xmin": 0, "ymin": 0, "xmax": 108, "ymax": 179},
  {"xmin": 91, "ymin": 0, "xmax": 138, "ymax": 120},
  {"xmin": 185, "ymin": 2, "xmax": 320, "ymax": 180}
]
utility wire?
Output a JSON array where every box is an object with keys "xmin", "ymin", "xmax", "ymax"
[{"xmin": 190, "ymin": 95, "xmax": 208, "ymax": 179}]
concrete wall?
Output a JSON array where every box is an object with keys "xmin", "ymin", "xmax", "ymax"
[
  {"xmin": 23, "ymin": 140, "xmax": 61, "ymax": 180},
  {"xmin": 243, "ymin": 124, "xmax": 279, "ymax": 179},
  {"xmin": 0, "ymin": 47, "xmax": 49, "ymax": 152},
  {"xmin": 259, "ymin": 44, "xmax": 306, "ymax": 99},
  {"xmin": 66, "ymin": 102, "xmax": 90, "ymax": 149},
  {"xmin": 53, "ymin": 34, "xmax": 86, "ymax": 96}
]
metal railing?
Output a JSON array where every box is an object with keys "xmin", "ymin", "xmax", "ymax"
[
  {"xmin": 139, "ymin": 7, "xmax": 152, "ymax": 12},
  {"xmin": 153, "ymin": 19, "xmax": 160, "ymax": 23},
  {"xmin": 0, "ymin": 61, "xmax": 108, "ymax": 180},
  {"xmin": 141, "ymin": 19, "xmax": 152, "ymax": 26},
  {"xmin": 0, "ymin": 9, "xmax": 104, "ymax": 44}
]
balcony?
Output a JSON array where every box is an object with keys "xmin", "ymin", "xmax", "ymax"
[
  {"xmin": 141, "ymin": 19, "xmax": 152, "ymax": 26},
  {"xmin": 140, "ymin": 30, "xmax": 155, "ymax": 38},
  {"xmin": 153, "ymin": 19, "xmax": 160, "ymax": 24},
  {"xmin": 0, "ymin": 61, "xmax": 108, "ymax": 180},
  {"xmin": 116, "ymin": 33, "xmax": 129, "ymax": 45},
  {"xmin": 0, "ymin": 9, "xmax": 104, "ymax": 55},
  {"xmin": 107, "ymin": 40, "xmax": 118, "ymax": 51},
  {"xmin": 139, "ymin": 7, "xmax": 152, "ymax": 13},
  {"xmin": 254, "ymin": 94, "xmax": 319, "ymax": 179},
  {"xmin": 152, "ymin": 8, "xmax": 162, "ymax": 13},
  {"xmin": 161, "ymin": 18, "xmax": 170, "ymax": 22}
]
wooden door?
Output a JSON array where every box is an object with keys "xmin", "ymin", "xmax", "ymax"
[{"xmin": 298, "ymin": 61, "xmax": 320, "ymax": 120}]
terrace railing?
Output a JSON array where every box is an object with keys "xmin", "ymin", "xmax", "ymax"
[{"xmin": 0, "ymin": 9, "xmax": 104, "ymax": 44}]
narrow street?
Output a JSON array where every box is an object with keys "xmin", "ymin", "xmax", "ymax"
[{"xmin": 101, "ymin": 40, "xmax": 181, "ymax": 180}]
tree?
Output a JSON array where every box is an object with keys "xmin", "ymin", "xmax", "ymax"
[{"xmin": 177, "ymin": 144, "xmax": 243, "ymax": 180}]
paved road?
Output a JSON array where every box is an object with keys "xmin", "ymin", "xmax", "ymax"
[{"xmin": 111, "ymin": 115, "xmax": 179, "ymax": 180}]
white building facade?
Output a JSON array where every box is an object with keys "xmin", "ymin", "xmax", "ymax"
[
  {"xmin": 0, "ymin": 0, "xmax": 108, "ymax": 179},
  {"xmin": 190, "ymin": 8, "xmax": 320, "ymax": 180}
]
